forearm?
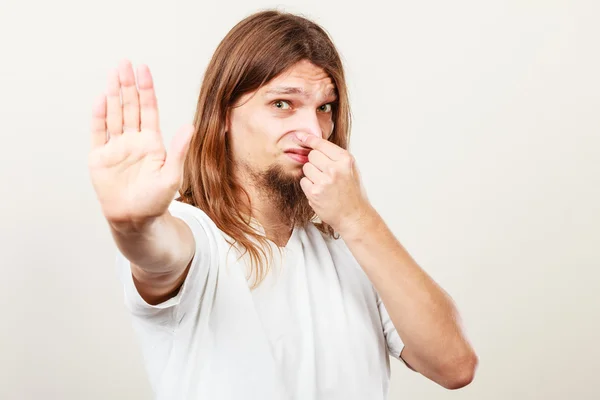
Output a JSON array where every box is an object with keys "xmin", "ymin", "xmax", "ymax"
[
  {"xmin": 109, "ymin": 211, "xmax": 194, "ymax": 274},
  {"xmin": 339, "ymin": 207, "xmax": 476, "ymax": 385}
]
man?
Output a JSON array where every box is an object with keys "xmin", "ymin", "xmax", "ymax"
[{"xmin": 88, "ymin": 10, "xmax": 477, "ymax": 400}]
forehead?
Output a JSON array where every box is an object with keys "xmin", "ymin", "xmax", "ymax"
[{"xmin": 261, "ymin": 60, "xmax": 336, "ymax": 98}]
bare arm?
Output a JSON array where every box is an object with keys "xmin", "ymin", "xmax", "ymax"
[
  {"xmin": 291, "ymin": 126, "xmax": 478, "ymax": 390},
  {"xmin": 88, "ymin": 59, "xmax": 196, "ymax": 306},
  {"xmin": 340, "ymin": 209, "xmax": 478, "ymax": 390},
  {"xmin": 110, "ymin": 211, "xmax": 195, "ymax": 305}
]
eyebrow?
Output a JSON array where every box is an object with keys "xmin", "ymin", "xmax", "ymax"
[{"xmin": 264, "ymin": 86, "xmax": 338, "ymax": 98}]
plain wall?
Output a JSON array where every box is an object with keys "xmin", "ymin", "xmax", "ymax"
[{"xmin": 0, "ymin": 0, "xmax": 598, "ymax": 399}]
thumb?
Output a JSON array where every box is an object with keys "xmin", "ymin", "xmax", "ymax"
[{"xmin": 163, "ymin": 123, "xmax": 195, "ymax": 182}]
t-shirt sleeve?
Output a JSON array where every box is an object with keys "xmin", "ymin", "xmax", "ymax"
[
  {"xmin": 376, "ymin": 291, "xmax": 415, "ymax": 370},
  {"xmin": 115, "ymin": 200, "xmax": 215, "ymax": 327},
  {"xmin": 334, "ymin": 236, "xmax": 415, "ymax": 371}
]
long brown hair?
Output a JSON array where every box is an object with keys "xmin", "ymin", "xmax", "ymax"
[{"xmin": 176, "ymin": 9, "xmax": 352, "ymax": 288}]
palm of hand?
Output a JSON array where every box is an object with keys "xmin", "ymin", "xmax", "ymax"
[{"xmin": 88, "ymin": 60, "xmax": 193, "ymax": 223}]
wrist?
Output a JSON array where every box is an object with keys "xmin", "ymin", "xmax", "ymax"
[
  {"xmin": 337, "ymin": 205, "xmax": 381, "ymax": 241},
  {"xmin": 108, "ymin": 213, "xmax": 165, "ymax": 236}
]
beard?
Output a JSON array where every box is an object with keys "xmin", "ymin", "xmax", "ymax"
[{"xmin": 244, "ymin": 161, "xmax": 316, "ymax": 228}]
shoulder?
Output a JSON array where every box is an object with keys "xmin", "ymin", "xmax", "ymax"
[
  {"xmin": 168, "ymin": 199, "xmax": 209, "ymax": 220},
  {"xmin": 168, "ymin": 200, "xmax": 219, "ymax": 234},
  {"xmin": 166, "ymin": 200, "xmax": 231, "ymax": 259}
]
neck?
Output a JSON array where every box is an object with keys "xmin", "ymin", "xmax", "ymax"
[{"xmin": 250, "ymin": 196, "xmax": 295, "ymax": 247}]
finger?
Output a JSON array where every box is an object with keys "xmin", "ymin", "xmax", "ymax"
[
  {"xmin": 302, "ymin": 162, "xmax": 324, "ymax": 184},
  {"xmin": 307, "ymin": 150, "xmax": 330, "ymax": 172},
  {"xmin": 300, "ymin": 176, "xmax": 314, "ymax": 196},
  {"xmin": 106, "ymin": 68, "xmax": 123, "ymax": 137},
  {"xmin": 90, "ymin": 94, "xmax": 107, "ymax": 149},
  {"xmin": 137, "ymin": 64, "xmax": 160, "ymax": 132},
  {"xmin": 295, "ymin": 132, "xmax": 345, "ymax": 161},
  {"xmin": 118, "ymin": 59, "xmax": 140, "ymax": 133},
  {"xmin": 163, "ymin": 124, "xmax": 195, "ymax": 183}
]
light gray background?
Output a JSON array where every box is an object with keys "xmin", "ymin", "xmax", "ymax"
[{"xmin": 0, "ymin": 0, "xmax": 598, "ymax": 399}]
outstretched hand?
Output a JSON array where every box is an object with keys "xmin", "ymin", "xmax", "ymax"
[{"xmin": 88, "ymin": 59, "xmax": 194, "ymax": 225}]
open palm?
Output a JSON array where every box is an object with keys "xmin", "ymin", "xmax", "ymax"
[{"xmin": 88, "ymin": 60, "xmax": 194, "ymax": 224}]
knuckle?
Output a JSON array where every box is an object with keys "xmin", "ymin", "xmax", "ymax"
[{"xmin": 342, "ymin": 153, "xmax": 353, "ymax": 165}]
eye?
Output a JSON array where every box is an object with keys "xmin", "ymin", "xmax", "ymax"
[
  {"xmin": 318, "ymin": 103, "xmax": 333, "ymax": 113},
  {"xmin": 273, "ymin": 100, "xmax": 292, "ymax": 110}
]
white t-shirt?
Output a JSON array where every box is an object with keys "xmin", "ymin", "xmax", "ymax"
[{"xmin": 116, "ymin": 200, "xmax": 408, "ymax": 399}]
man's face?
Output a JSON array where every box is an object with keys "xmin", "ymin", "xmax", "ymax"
[{"xmin": 227, "ymin": 60, "xmax": 337, "ymax": 220}]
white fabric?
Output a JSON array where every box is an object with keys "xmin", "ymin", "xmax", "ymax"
[{"xmin": 116, "ymin": 200, "xmax": 407, "ymax": 400}]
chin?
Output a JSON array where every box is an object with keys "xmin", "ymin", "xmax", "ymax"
[
  {"xmin": 278, "ymin": 159, "xmax": 303, "ymax": 174},
  {"xmin": 289, "ymin": 165, "xmax": 305, "ymax": 180}
]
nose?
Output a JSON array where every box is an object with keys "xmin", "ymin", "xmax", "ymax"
[{"xmin": 294, "ymin": 110, "xmax": 324, "ymax": 139}]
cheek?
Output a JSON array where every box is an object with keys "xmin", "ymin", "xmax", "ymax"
[
  {"xmin": 245, "ymin": 115, "xmax": 284, "ymax": 160},
  {"xmin": 319, "ymin": 116, "xmax": 335, "ymax": 139},
  {"xmin": 230, "ymin": 119, "xmax": 265, "ymax": 164},
  {"xmin": 253, "ymin": 114, "xmax": 292, "ymax": 149}
]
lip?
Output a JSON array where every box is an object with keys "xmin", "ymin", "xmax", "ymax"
[
  {"xmin": 284, "ymin": 148, "xmax": 310, "ymax": 156},
  {"xmin": 285, "ymin": 152, "xmax": 309, "ymax": 163}
]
